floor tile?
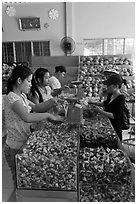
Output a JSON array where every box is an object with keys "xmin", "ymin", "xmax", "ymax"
[{"xmin": 2, "ymin": 188, "xmax": 14, "ymax": 202}]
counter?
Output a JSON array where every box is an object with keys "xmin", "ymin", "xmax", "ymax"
[{"xmin": 15, "ymin": 112, "xmax": 134, "ymax": 202}]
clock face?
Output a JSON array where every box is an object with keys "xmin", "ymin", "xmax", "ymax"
[
  {"xmin": 6, "ymin": 6, "xmax": 16, "ymax": 17},
  {"xmin": 48, "ymin": 8, "xmax": 59, "ymax": 20}
]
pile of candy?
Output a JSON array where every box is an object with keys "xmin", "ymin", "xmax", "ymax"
[
  {"xmin": 79, "ymin": 147, "xmax": 134, "ymax": 202},
  {"xmin": 81, "ymin": 114, "xmax": 118, "ymax": 149},
  {"xmin": 16, "ymin": 122, "xmax": 78, "ymax": 190}
]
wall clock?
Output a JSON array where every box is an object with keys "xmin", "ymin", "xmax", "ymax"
[
  {"xmin": 6, "ymin": 6, "xmax": 16, "ymax": 17},
  {"xmin": 48, "ymin": 8, "xmax": 59, "ymax": 20}
]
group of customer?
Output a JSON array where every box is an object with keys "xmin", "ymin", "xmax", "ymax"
[{"xmin": 3, "ymin": 63, "xmax": 131, "ymax": 201}]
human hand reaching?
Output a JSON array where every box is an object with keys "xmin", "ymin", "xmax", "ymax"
[
  {"xmin": 48, "ymin": 114, "xmax": 65, "ymax": 123},
  {"xmin": 92, "ymin": 105, "xmax": 103, "ymax": 114}
]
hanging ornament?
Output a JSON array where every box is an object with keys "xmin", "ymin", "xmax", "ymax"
[
  {"xmin": 48, "ymin": 8, "xmax": 59, "ymax": 20},
  {"xmin": 6, "ymin": 6, "xmax": 16, "ymax": 17}
]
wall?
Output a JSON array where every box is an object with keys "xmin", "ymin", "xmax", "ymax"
[
  {"xmin": 2, "ymin": 2, "xmax": 66, "ymax": 56},
  {"xmin": 2, "ymin": 2, "xmax": 135, "ymax": 56},
  {"xmin": 71, "ymin": 2, "xmax": 135, "ymax": 55}
]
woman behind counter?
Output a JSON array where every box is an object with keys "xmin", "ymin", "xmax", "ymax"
[
  {"xmin": 3, "ymin": 65, "xmax": 63, "ymax": 201},
  {"xmin": 88, "ymin": 74, "xmax": 126, "ymax": 142},
  {"xmin": 29, "ymin": 67, "xmax": 54, "ymax": 104}
]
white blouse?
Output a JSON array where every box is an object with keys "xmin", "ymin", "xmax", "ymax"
[
  {"xmin": 49, "ymin": 76, "xmax": 61, "ymax": 90},
  {"xmin": 4, "ymin": 92, "xmax": 31, "ymax": 149}
]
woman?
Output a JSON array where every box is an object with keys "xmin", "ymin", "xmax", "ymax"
[
  {"xmin": 30, "ymin": 68, "xmax": 53, "ymax": 104},
  {"xmin": 103, "ymin": 68, "xmax": 129, "ymax": 98},
  {"xmin": 89, "ymin": 74, "xmax": 125, "ymax": 141}
]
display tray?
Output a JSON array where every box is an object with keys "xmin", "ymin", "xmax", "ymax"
[
  {"xmin": 79, "ymin": 146, "xmax": 135, "ymax": 202},
  {"xmin": 16, "ymin": 121, "xmax": 79, "ymax": 191},
  {"xmin": 15, "ymin": 111, "xmax": 135, "ymax": 201},
  {"xmin": 16, "ymin": 189, "xmax": 77, "ymax": 202}
]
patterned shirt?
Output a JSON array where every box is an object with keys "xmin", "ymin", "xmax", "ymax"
[{"xmin": 4, "ymin": 92, "xmax": 31, "ymax": 149}]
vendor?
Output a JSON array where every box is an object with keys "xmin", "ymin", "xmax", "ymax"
[
  {"xmin": 29, "ymin": 68, "xmax": 54, "ymax": 104},
  {"xmin": 49, "ymin": 65, "xmax": 66, "ymax": 96}
]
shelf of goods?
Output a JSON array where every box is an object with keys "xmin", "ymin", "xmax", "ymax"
[
  {"xmin": 78, "ymin": 55, "xmax": 135, "ymax": 100},
  {"xmin": 15, "ymin": 107, "xmax": 135, "ymax": 202}
]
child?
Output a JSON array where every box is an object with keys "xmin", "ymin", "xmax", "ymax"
[{"xmin": 3, "ymin": 65, "xmax": 63, "ymax": 200}]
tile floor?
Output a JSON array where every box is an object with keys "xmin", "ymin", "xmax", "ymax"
[{"xmin": 2, "ymin": 129, "xmax": 135, "ymax": 202}]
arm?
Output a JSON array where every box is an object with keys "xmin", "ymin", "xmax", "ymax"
[
  {"xmin": 95, "ymin": 95, "xmax": 125, "ymax": 120},
  {"xmin": 94, "ymin": 106, "xmax": 114, "ymax": 119},
  {"xmin": 88, "ymin": 99, "xmax": 104, "ymax": 107},
  {"xmin": 12, "ymin": 99, "xmax": 55, "ymax": 123},
  {"xmin": 28, "ymin": 98, "xmax": 56, "ymax": 113}
]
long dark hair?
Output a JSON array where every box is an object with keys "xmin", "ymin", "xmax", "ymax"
[
  {"xmin": 7, "ymin": 65, "xmax": 32, "ymax": 94},
  {"xmin": 30, "ymin": 68, "xmax": 50, "ymax": 103}
]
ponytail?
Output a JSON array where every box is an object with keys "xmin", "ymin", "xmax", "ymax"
[
  {"xmin": 30, "ymin": 68, "xmax": 50, "ymax": 103},
  {"xmin": 7, "ymin": 77, "xmax": 13, "ymax": 94},
  {"xmin": 30, "ymin": 74, "xmax": 43, "ymax": 103}
]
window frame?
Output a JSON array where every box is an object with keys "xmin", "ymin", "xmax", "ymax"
[
  {"xmin": 83, "ymin": 38, "xmax": 134, "ymax": 56},
  {"xmin": 2, "ymin": 40, "xmax": 50, "ymax": 65}
]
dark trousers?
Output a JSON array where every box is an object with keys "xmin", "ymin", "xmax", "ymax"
[{"xmin": 3, "ymin": 143, "xmax": 21, "ymax": 188}]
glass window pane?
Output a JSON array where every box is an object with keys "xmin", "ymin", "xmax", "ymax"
[
  {"xmin": 104, "ymin": 39, "xmax": 124, "ymax": 55},
  {"xmin": 104, "ymin": 39, "xmax": 114, "ymax": 55},
  {"xmin": 33, "ymin": 42, "xmax": 40, "ymax": 56},
  {"xmin": 84, "ymin": 39, "xmax": 103, "ymax": 56},
  {"xmin": 114, "ymin": 39, "xmax": 124, "ymax": 54},
  {"xmin": 125, "ymin": 38, "xmax": 134, "ymax": 54},
  {"xmin": 2, "ymin": 43, "xmax": 14, "ymax": 63}
]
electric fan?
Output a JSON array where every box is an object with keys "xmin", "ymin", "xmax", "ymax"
[{"xmin": 60, "ymin": 37, "xmax": 76, "ymax": 55}]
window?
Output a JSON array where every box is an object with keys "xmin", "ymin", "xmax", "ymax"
[
  {"xmin": 33, "ymin": 41, "xmax": 50, "ymax": 56},
  {"xmin": 2, "ymin": 43, "xmax": 14, "ymax": 63},
  {"xmin": 2, "ymin": 41, "xmax": 50, "ymax": 66},
  {"xmin": 104, "ymin": 39, "xmax": 124, "ymax": 55},
  {"xmin": 84, "ymin": 38, "xmax": 134, "ymax": 56},
  {"xmin": 84, "ymin": 39, "xmax": 103, "ymax": 55},
  {"xmin": 124, "ymin": 38, "xmax": 135, "ymax": 55},
  {"xmin": 15, "ymin": 42, "xmax": 31, "ymax": 63}
]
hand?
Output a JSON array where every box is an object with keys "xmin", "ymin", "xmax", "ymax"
[
  {"xmin": 88, "ymin": 98, "xmax": 96, "ymax": 105},
  {"xmin": 92, "ymin": 105, "xmax": 103, "ymax": 113},
  {"xmin": 50, "ymin": 97, "xmax": 58, "ymax": 105},
  {"xmin": 48, "ymin": 114, "xmax": 64, "ymax": 122}
]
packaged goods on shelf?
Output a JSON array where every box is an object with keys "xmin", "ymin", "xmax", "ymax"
[{"xmin": 79, "ymin": 55, "xmax": 135, "ymax": 99}]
